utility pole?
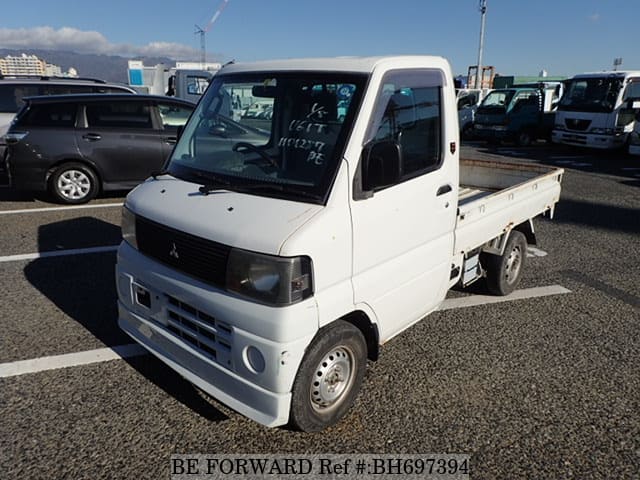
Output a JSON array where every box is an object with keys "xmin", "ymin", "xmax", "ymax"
[{"xmin": 475, "ymin": 0, "xmax": 488, "ymax": 89}]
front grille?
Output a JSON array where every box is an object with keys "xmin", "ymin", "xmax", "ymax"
[
  {"xmin": 165, "ymin": 295, "xmax": 233, "ymax": 368},
  {"xmin": 136, "ymin": 215, "xmax": 232, "ymax": 288},
  {"xmin": 560, "ymin": 133, "xmax": 587, "ymax": 145},
  {"xmin": 565, "ymin": 118, "xmax": 591, "ymax": 131}
]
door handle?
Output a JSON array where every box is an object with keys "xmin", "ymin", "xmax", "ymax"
[
  {"xmin": 163, "ymin": 136, "xmax": 177, "ymax": 145},
  {"xmin": 436, "ymin": 184, "xmax": 453, "ymax": 196},
  {"xmin": 82, "ymin": 133, "xmax": 101, "ymax": 141}
]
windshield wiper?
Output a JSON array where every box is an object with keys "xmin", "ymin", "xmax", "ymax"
[
  {"xmin": 238, "ymin": 183, "xmax": 321, "ymax": 200},
  {"xmin": 191, "ymin": 171, "xmax": 232, "ymax": 195},
  {"xmin": 150, "ymin": 169, "xmax": 171, "ymax": 179},
  {"xmin": 235, "ymin": 182, "xmax": 322, "ymax": 200}
]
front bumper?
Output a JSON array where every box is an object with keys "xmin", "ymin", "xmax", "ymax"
[
  {"xmin": 473, "ymin": 124, "xmax": 510, "ymax": 141},
  {"xmin": 552, "ymin": 130, "xmax": 627, "ymax": 149},
  {"xmin": 116, "ymin": 241, "xmax": 318, "ymax": 427}
]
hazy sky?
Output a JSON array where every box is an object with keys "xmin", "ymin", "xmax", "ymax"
[{"xmin": 1, "ymin": 0, "xmax": 638, "ymax": 76}]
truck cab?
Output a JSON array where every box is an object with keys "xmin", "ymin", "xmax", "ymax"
[
  {"xmin": 474, "ymin": 83, "xmax": 561, "ymax": 145},
  {"xmin": 552, "ymin": 71, "xmax": 640, "ymax": 149}
]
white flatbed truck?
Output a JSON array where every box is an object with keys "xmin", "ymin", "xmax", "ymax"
[{"xmin": 116, "ymin": 56, "xmax": 563, "ymax": 432}]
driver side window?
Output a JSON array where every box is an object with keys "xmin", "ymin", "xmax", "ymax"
[{"xmin": 367, "ymin": 70, "xmax": 443, "ymax": 183}]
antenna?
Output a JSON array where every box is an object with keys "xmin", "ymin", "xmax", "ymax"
[{"xmin": 195, "ymin": 0, "xmax": 229, "ymax": 68}]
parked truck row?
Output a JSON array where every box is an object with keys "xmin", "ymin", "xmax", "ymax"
[
  {"xmin": 459, "ymin": 70, "xmax": 640, "ymax": 153},
  {"xmin": 116, "ymin": 56, "xmax": 564, "ymax": 431}
]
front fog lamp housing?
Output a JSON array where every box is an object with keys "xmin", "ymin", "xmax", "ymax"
[
  {"xmin": 121, "ymin": 206, "xmax": 138, "ymax": 249},
  {"xmin": 226, "ymin": 249, "xmax": 313, "ymax": 306}
]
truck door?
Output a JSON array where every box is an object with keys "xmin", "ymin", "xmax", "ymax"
[{"xmin": 349, "ymin": 69, "xmax": 457, "ymax": 342}]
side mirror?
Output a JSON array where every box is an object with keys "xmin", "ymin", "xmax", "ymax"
[
  {"xmin": 626, "ymin": 97, "xmax": 640, "ymax": 110},
  {"xmin": 362, "ymin": 140, "xmax": 401, "ymax": 193},
  {"xmin": 209, "ymin": 125, "xmax": 227, "ymax": 137}
]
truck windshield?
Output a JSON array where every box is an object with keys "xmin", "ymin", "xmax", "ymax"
[
  {"xmin": 168, "ymin": 72, "xmax": 366, "ymax": 204},
  {"xmin": 477, "ymin": 90, "xmax": 515, "ymax": 112},
  {"xmin": 559, "ymin": 77, "xmax": 623, "ymax": 113}
]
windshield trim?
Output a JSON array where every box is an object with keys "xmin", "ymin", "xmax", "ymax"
[{"xmin": 167, "ymin": 71, "xmax": 368, "ymax": 205}]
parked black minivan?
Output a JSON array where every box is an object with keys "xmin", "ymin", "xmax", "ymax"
[
  {"xmin": 0, "ymin": 76, "xmax": 136, "ymax": 184},
  {"xmin": 5, "ymin": 94, "xmax": 195, "ymax": 203}
]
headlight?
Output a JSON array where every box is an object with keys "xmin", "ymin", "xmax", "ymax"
[
  {"xmin": 226, "ymin": 249, "xmax": 313, "ymax": 306},
  {"xmin": 121, "ymin": 206, "xmax": 138, "ymax": 249}
]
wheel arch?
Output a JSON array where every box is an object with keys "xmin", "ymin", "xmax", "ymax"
[
  {"xmin": 513, "ymin": 218, "xmax": 537, "ymax": 246},
  {"xmin": 339, "ymin": 310, "xmax": 380, "ymax": 362}
]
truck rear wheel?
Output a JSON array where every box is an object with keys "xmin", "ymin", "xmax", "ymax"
[
  {"xmin": 482, "ymin": 230, "xmax": 527, "ymax": 296},
  {"xmin": 289, "ymin": 320, "xmax": 367, "ymax": 432}
]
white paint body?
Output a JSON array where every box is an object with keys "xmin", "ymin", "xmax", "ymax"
[
  {"xmin": 116, "ymin": 56, "xmax": 563, "ymax": 427},
  {"xmin": 552, "ymin": 71, "xmax": 640, "ymax": 149}
]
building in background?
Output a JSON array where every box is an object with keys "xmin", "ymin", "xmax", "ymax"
[{"xmin": 0, "ymin": 53, "xmax": 77, "ymax": 77}]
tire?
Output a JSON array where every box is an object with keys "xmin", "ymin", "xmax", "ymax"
[
  {"xmin": 482, "ymin": 230, "xmax": 527, "ymax": 296},
  {"xmin": 49, "ymin": 162, "xmax": 99, "ymax": 204},
  {"xmin": 289, "ymin": 320, "xmax": 367, "ymax": 432},
  {"xmin": 516, "ymin": 129, "xmax": 534, "ymax": 147}
]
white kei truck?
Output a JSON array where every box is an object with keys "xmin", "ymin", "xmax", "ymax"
[{"xmin": 116, "ymin": 56, "xmax": 563, "ymax": 432}]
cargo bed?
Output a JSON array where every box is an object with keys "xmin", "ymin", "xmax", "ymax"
[{"xmin": 454, "ymin": 159, "xmax": 564, "ymax": 254}]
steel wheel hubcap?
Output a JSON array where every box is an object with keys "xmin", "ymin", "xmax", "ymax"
[
  {"xmin": 310, "ymin": 346, "xmax": 355, "ymax": 412},
  {"xmin": 58, "ymin": 170, "xmax": 91, "ymax": 200},
  {"xmin": 504, "ymin": 244, "xmax": 522, "ymax": 285}
]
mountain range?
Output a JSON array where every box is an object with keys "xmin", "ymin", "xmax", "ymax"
[{"xmin": 0, "ymin": 49, "xmax": 177, "ymax": 85}]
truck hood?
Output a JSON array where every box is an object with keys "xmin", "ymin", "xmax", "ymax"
[{"xmin": 126, "ymin": 177, "xmax": 323, "ymax": 255}]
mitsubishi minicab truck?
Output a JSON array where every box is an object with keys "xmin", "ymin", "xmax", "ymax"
[{"xmin": 116, "ymin": 56, "xmax": 564, "ymax": 432}]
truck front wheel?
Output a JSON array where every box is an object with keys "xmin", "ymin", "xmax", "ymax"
[
  {"xmin": 516, "ymin": 129, "xmax": 534, "ymax": 147},
  {"xmin": 482, "ymin": 230, "xmax": 527, "ymax": 296},
  {"xmin": 289, "ymin": 320, "xmax": 367, "ymax": 432}
]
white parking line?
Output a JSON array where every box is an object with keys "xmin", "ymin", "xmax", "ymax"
[
  {"xmin": 437, "ymin": 285, "xmax": 571, "ymax": 311},
  {"xmin": 0, "ymin": 344, "xmax": 147, "ymax": 378},
  {"xmin": 0, "ymin": 245, "xmax": 119, "ymax": 263},
  {"xmin": 0, "ymin": 284, "xmax": 571, "ymax": 378},
  {"xmin": 0, "ymin": 202, "xmax": 123, "ymax": 215},
  {"xmin": 527, "ymin": 246, "xmax": 548, "ymax": 258}
]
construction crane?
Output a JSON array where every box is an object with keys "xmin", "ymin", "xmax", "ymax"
[{"xmin": 195, "ymin": 0, "xmax": 229, "ymax": 68}]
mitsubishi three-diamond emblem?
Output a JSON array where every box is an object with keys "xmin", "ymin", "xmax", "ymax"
[{"xmin": 169, "ymin": 242, "xmax": 179, "ymax": 259}]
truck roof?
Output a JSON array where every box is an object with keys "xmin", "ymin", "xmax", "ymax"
[
  {"xmin": 570, "ymin": 71, "xmax": 640, "ymax": 79},
  {"xmin": 219, "ymin": 56, "xmax": 452, "ymax": 76}
]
